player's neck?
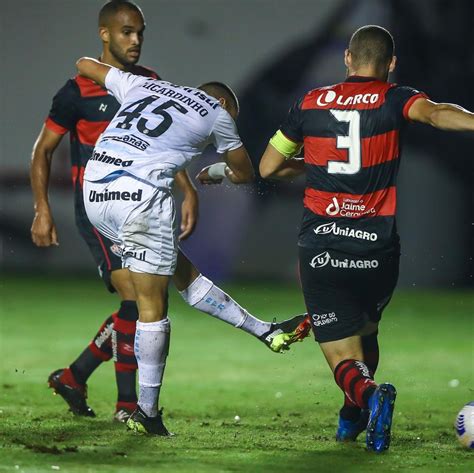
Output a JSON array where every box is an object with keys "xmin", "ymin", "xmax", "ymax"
[
  {"xmin": 99, "ymin": 51, "xmax": 133, "ymax": 72},
  {"xmin": 348, "ymin": 67, "xmax": 386, "ymax": 82}
]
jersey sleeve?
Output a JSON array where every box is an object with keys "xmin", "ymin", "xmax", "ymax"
[
  {"xmin": 210, "ymin": 108, "xmax": 243, "ymax": 154},
  {"xmin": 45, "ymin": 79, "xmax": 79, "ymax": 134},
  {"xmin": 279, "ymin": 98, "xmax": 304, "ymax": 143},
  {"xmin": 104, "ymin": 67, "xmax": 148, "ymax": 103},
  {"xmin": 387, "ymin": 85, "xmax": 429, "ymax": 121}
]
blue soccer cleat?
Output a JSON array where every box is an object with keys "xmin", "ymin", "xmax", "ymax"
[
  {"xmin": 336, "ymin": 409, "xmax": 369, "ymax": 442},
  {"xmin": 366, "ymin": 383, "xmax": 397, "ymax": 452}
]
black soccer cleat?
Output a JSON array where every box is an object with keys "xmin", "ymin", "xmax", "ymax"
[
  {"xmin": 48, "ymin": 368, "xmax": 96, "ymax": 417},
  {"xmin": 126, "ymin": 406, "xmax": 173, "ymax": 436},
  {"xmin": 259, "ymin": 314, "xmax": 311, "ymax": 353}
]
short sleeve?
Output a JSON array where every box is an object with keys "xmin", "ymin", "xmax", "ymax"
[
  {"xmin": 279, "ymin": 98, "xmax": 304, "ymax": 143},
  {"xmin": 104, "ymin": 67, "xmax": 148, "ymax": 103},
  {"xmin": 210, "ymin": 108, "xmax": 243, "ymax": 154},
  {"xmin": 387, "ymin": 85, "xmax": 429, "ymax": 121},
  {"xmin": 45, "ymin": 79, "xmax": 79, "ymax": 134}
]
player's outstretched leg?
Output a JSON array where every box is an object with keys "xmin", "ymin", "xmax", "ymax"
[
  {"xmin": 179, "ymin": 273, "xmax": 310, "ymax": 353},
  {"xmin": 366, "ymin": 383, "xmax": 397, "ymax": 452},
  {"xmin": 48, "ymin": 313, "xmax": 116, "ymax": 416}
]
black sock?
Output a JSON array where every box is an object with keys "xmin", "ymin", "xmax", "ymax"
[
  {"xmin": 113, "ymin": 300, "xmax": 139, "ymax": 403},
  {"xmin": 70, "ymin": 314, "xmax": 114, "ymax": 385}
]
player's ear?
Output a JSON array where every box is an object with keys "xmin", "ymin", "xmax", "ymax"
[
  {"xmin": 344, "ymin": 49, "xmax": 351, "ymax": 68},
  {"xmin": 218, "ymin": 97, "xmax": 227, "ymax": 109},
  {"xmin": 389, "ymin": 55, "xmax": 397, "ymax": 73},
  {"xmin": 99, "ymin": 26, "xmax": 110, "ymax": 43}
]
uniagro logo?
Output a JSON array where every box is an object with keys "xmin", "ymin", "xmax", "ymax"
[
  {"xmin": 314, "ymin": 222, "xmax": 378, "ymax": 242},
  {"xmin": 309, "ymin": 251, "xmax": 379, "ymax": 269}
]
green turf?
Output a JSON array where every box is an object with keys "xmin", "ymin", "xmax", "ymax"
[{"xmin": 0, "ymin": 275, "xmax": 472, "ymax": 472}]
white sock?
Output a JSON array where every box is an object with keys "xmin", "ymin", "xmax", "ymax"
[
  {"xmin": 135, "ymin": 318, "xmax": 170, "ymax": 417},
  {"xmin": 179, "ymin": 275, "xmax": 271, "ymax": 337}
]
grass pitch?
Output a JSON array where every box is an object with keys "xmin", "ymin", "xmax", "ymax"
[{"xmin": 0, "ymin": 274, "xmax": 472, "ymax": 472}]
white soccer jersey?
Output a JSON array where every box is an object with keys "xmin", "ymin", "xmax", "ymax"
[{"xmin": 84, "ymin": 67, "xmax": 242, "ymax": 188}]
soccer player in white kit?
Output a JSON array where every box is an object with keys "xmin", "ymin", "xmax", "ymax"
[{"xmin": 78, "ymin": 57, "xmax": 255, "ymax": 435}]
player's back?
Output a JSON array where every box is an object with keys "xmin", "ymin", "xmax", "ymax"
[
  {"xmin": 87, "ymin": 69, "xmax": 230, "ymax": 188},
  {"xmin": 281, "ymin": 76, "xmax": 426, "ymax": 255}
]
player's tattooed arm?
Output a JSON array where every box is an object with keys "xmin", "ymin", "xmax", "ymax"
[
  {"xmin": 76, "ymin": 57, "xmax": 111, "ymax": 87},
  {"xmin": 408, "ymin": 98, "xmax": 474, "ymax": 131},
  {"xmin": 30, "ymin": 126, "xmax": 63, "ymax": 247},
  {"xmin": 174, "ymin": 170, "xmax": 198, "ymax": 240}
]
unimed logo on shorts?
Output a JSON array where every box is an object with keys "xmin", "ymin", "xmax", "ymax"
[
  {"xmin": 309, "ymin": 251, "xmax": 379, "ymax": 269},
  {"xmin": 311, "ymin": 311, "xmax": 338, "ymax": 327},
  {"xmin": 89, "ymin": 189, "xmax": 143, "ymax": 202}
]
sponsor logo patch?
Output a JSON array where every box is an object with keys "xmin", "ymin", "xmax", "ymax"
[
  {"xmin": 325, "ymin": 196, "xmax": 376, "ymax": 218},
  {"xmin": 89, "ymin": 189, "xmax": 143, "ymax": 202},
  {"xmin": 101, "ymin": 134, "xmax": 150, "ymax": 151},
  {"xmin": 311, "ymin": 311, "xmax": 338, "ymax": 327},
  {"xmin": 316, "ymin": 89, "xmax": 379, "ymax": 107},
  {"xmin": 309, "ymin": 251, "xmax": 379, "ymax": 269},
  {"xmin": 314, "ymin": 221, "xmax": 378, "ymax": 242},
  {"xmin": 90, "ymin": 150, "xmax": 134, "ymax": 167}
]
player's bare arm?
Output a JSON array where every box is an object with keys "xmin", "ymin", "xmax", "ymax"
[
  {"xmin": 223, "ymin": 145, "xmax": 254, "ymax": 184},
  {"xmin": 76, "ymin": 57, "xmax": 112, "ymax": 87},
  {"xmin": 30, "ymin": 125, "xmax": 64, "ymax": 247},
  {"xmin": 259, "ymin": 138, "xmax": 305, "ymax": 180},
  {"xmin": 408, "ymin": 98, "xmax": 474, "ymax": 131},
  {"xmin": 174, "ymin": 170, "xmax": 198, "ymax": 240}
]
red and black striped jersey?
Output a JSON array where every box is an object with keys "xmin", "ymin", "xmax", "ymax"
[
  {"xmin": 44, "ymin": 64, "xmax": 159, "ymax": 224},
  {"xmin": 280, "ymin": 76, "xmax": 427, "ymax": 255}
]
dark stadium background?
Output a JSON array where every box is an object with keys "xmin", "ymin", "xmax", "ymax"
[{"xmin": 1, "ymin": 0, "xmax": 472, "ymax": 288}]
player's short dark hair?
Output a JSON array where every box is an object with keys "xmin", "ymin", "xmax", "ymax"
[
  {"xmin": 198, "ymin": 82, "xmax": 240, "ymax": 114},
  {"xmin": 99, "ymin": 0, "xmax": 144, "ymax": 27},
  {"xmin": 348, "ymin": 25, "xmax": 394, "ymax": 70}
]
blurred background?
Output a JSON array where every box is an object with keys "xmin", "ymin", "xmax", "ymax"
[{"xmin": 1, "ymin": 0, "xmax": 472, "ymax": 288}]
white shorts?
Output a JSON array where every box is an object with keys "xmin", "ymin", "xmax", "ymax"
[{"xmin": 83, "ymin": 176, "xmax": 177, "ymax": 276}]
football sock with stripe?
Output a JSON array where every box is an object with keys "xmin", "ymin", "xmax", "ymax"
[
  {"xmin": 179, "ymin": 274, "xmax": 271, "ymax": 337},
  {"xmin": 69, "ymin": 313, "xmax": 115, "ymax": 385},
  {"xmin": 340, "ymin": 332, "xmax": 380, "ymax": 419},
  {"xmin": 334, "ymin": 359, "xmax": 377, "ymax": 410},
  {"xmin": 113, "ymin": 301, "xmax": 139, "ymax": 407},
  {"xmin": 135, "ymin": 318, "xmax": 170, "ymax": 418}
]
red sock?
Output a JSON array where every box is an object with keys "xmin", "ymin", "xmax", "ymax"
[{"xmin": 334, "ymin": 359, "xmax": 377, "ymax": 409}]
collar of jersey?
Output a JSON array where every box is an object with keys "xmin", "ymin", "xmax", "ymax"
[{"xmin": 345, "ymin": 75, "xmax": 379, "ymax": 82}]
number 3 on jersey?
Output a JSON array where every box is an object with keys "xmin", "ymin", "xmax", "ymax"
[
  {"xmin": 328, "ymin": 109, "xmax": 361, "ymax": 175},
  {"xmin": 115, "ymin": 96, "xmax": 188, "ymax": 138}
]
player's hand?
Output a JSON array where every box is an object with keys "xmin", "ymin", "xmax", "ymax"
[
  {"xmin": 196, "ymin": 165, "xmax": 223, "ymax": 185},
  {"xmin": 31, "ymin": 210, "xmax": 59, "ymax": 247},
  {"xmin": 179, "ymin": 191, "xmax": 198, "ymax": 240}
]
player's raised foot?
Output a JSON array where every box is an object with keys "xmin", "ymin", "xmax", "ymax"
[
  {"xmin": 259, "ymin": 314, "xmax": 311, "ymax": 353},
  {"xmin": 113, "ymin": 402, "xmax": 138, "ymax": 423},
  {"xmin": 126, "ymin": 406, "xmax": 173, "ymax": 436},
  {"xmin": 366, "ymin": 383, "xmax": 397, "ymax": 453},
  {"xmin": 336, "ymin": 409, "xmax": 369, "ymax": 442},
  {"xmin": 48, "ymin": 368, "xmax": 95, "ymax": 417}
]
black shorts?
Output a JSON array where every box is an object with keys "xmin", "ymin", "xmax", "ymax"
[
  {"xmin": 299, "ymin": 246, "xmax": 399, "ymax": 343},
  {"xmin": 76, "ymin": 208, "xmax": 122, "ymax": 293}
]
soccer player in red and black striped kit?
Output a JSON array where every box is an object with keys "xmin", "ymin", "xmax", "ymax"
[
  {"xmin": 260, "ymin": 25, "xmax": 474, "ymax": 452},
  {"xmin": 31, "ymin": 0, "xmax": 308, "ymax": 424}
]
